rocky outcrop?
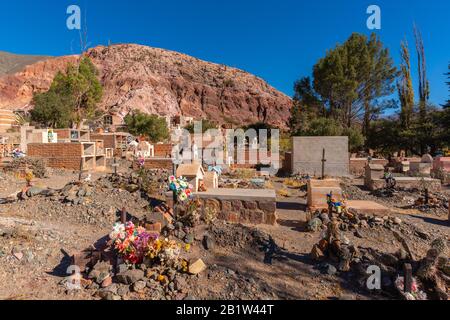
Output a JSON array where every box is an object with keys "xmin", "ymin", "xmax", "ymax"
[
  {"xmin": 0, "ymin": 55, "xmax": 78, "ymax": 110},
  {"xmin": 0, "ymin": 44, "xmax": 292, "ymax": 128}
]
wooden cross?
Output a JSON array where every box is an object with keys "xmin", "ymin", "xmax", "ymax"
[
  {"xmin": 321, "ymin": 148, "xmax": 327, "ymax": 180},
  {"xmin": 121, "ymin": 207, "xmax": 127, "ymax": 224},
  {"xmin": 403, "ymin": 263, "xmax": 413, "ymax": 293}
]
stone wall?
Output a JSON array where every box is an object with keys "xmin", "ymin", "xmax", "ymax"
[
  {"xmin": 291, "ymin": 136, "xmax": 349, "ymax": 177},
  {"xmin": 192, "ymin": 189, "xmax": 277, "ymax": 225}
]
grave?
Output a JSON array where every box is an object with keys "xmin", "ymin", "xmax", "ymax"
[
  {"xmin": 27, "ymin": 142, "xmax": 105, "ymax": 171},
  {"xmin": 192, "ymin": 188, "xmax": 277, "ymax": 225},
  {"xmin": 433, "ymin": 157, "xmax": 450, "ymax": 172},
  {"xmin": 409, "ymin": 154, "xmax": 433, "ymax": 176},
  {"xmin": 368, "ymin": 176, "xmax": 441, "ymax": 192},
  {"xmin": 346, "ymin": 200, "xmax": 391, "ymax": 216},
  {"xmin": 176, "ymin": 163, "xmax": 205, "ymax": 192},
  {"xmin": 136, "ymin": 141, "xmax": 154, "ymax": 158},
  {"xmin": 350, "ymin": 158, "xmax": 388, "ymax": 176},
  {"xmin": 400, "ymin": 161, "xmax": 410, "ymax": 173},
  {"xmin": 203, "ymin": 171, "xmax": 218, "ymax": 190},
  {"xmin": 291, "ymin": 136, "xmax": 349, "ymax": 177},
  {"xmin": 133, "ymin": 158, "xmax": 174, "ymax": 171},
  {"xmin": 364, "ymin": 163, "xmax": 385, "ymax": 187},
  {"xmin": 307, "ymin": 179, "xmax": 343, "ymax": 210}
]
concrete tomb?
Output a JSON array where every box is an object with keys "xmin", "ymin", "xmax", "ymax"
[
  {"xmin": 307, "ymin": 179, "xmax": 343, "ymax": 210},
  {"xmin": 176, "ymin": 163, "xmax": 205, "ymax": 192},
  {"xmin": 203, "ymin": 171, "xmax": 218, "ymax": 190},
  {"xmin": 291, "ymin": 136, "xmax": 349, "ymax": 177},
  {"xmin": 364, "ymin": 163, "xmax": 385, "ymax": 187}
]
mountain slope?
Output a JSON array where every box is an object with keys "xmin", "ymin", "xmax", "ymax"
[
  {"xmin": 0, "ymin": 44, "xmax": 292, "ymax": 128},
  {"xmin": 0, "ymin": 51, "xmax": 50, "ymax": 76}
]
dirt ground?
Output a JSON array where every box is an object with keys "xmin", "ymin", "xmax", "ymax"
[{"xmin": 0, "ymin": 168, "xmax": 448, "ymax": 300}]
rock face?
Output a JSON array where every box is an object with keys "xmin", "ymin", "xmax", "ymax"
[
  {"xmin": 0, "ymin": 44, "xmax": 292, "ymax": 128},
  {"xmin": 0, "ymin": 55, "xmax": 79, "ymax": 110}
]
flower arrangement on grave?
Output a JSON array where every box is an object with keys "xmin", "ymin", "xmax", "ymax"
[
  {"xmin": 168, "ymin": 176, "xmax": 193, "ymax": 202},
  {"xmin": 394, "ymin": 276, "xmax": 427, "ymax": 300},
  {"xmin": 109, "ymin": 222, "xmax": 158, "ymax": 264},
  {"xmin": 326, "ymin": 193, "xmax": 345, "ymax": 214},
  {"xmin": 109, "ymin": 222, "xmax": 186, "ymax": 267}
]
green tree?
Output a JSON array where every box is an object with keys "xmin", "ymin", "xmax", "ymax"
[
  {"xmin": 297, "ymin": 117, "xmax": 364, "ymax": 153},
  {"xmin": 30, "ymin": 57, "xmax": 103, "ymax": 128},
  {"xmin": 440, "ymin": 64, "xmax": 450, "ymax": 144},
  {"xmin": 312, "ymin": 33, "xmax": 397, "ymax": 132},
  {"xmin": 124, "ymin": 111, "xmax": 169, "ymax": 143},
  {"xmin": 397, "ymin": 41, "xmax": 415, "ymax": 129},
  {"xmin": 31, "ymin": 90, "xmax": 73, "ymax": 128},
  {"xmin": 366, "ymin": 118, "xmax": 403, "ymax": 155},
  {"xmin": 290, "ymin": 77, "xmax": 323, "ymax": 134},
  {"xmin": 414, "ymin": 25, "xmax": 430, "ymax": 123}
]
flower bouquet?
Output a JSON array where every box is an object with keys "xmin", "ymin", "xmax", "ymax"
[
  {"xmin": 168, "ymin": 176, "xmax": 193, "ymax": 202},
  {"xmin": 109, "ymin": 222, "xmax": 158, "ymax": 264},
  {"xmin": 394, "ymin": 276, "xmax": 427, "ymax": 300},
  {"xmin": 110, "ymin": 222, "xmax": 185, "ymax": 267}
]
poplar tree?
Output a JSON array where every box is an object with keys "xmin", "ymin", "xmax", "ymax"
[{"xmin": 397, "ymin": 41, "xmax": 415, "ymax": 129}]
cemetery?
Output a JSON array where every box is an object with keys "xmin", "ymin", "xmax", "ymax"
[
  {"xmin": 0, "ymin": 125, "xmax": 448, "ymax": 301},
  {"xmin": 0, "ymin": 0, "xmax": 448, "ymax": 306}
]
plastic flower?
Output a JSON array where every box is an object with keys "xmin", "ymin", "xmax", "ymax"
[
  {"xmin": 157, "ymin": 275, "xmax": 166, "ymax": 282},
  {"xmin": 137, "ymin": 226, "xmax": 146, "ymax": 234},
  {"xmin": 178, "ymin": 192, "xmax": 188, "ymax": 202}
]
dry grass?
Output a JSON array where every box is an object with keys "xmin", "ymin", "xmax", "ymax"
[
  {"xmin": 230, "ymin": 169, "xmax": 256, "ymax": 179},
  {"xmin": 283, "ymin": 178, "xmax": 305, "ymax": 189},
  {"xmin": 264, "ymin": 181, "xmax": 275, "ymax": 189},
  {"xmin": 277, "ymin": 188, "xmax": 291, "ymax": 197}
]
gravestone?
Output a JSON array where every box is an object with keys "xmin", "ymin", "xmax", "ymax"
[
  {"xmin": 291, "ymin": 136, "xmax": 349, "ymax": 177},
  {"xmin": 421, "ymin": 154, "xmax": 433, "ymax": 163},
  {"xmin": 364, "ymin": 163, "xmax": 385, "ymax": 187},
  {"xmin": 204, "ymin": 171, "xmax": 218, "ymax": 190},
  {"xmin": 409, "ymin": 154, "xmax": 432, "ymax": 176}
]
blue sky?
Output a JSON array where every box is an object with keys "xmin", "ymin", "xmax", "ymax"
[{"xmin": 0, "ymin": 0, "xmax": 449, "ymax": 106}]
